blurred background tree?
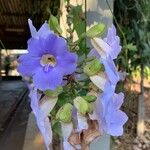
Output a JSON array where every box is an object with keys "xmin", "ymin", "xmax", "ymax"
[{"xmin": 114, "ymin": 0, "xmax": 150, "ymax": 85}]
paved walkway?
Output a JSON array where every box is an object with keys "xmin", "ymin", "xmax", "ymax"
[
  {"xmin": 0, "ymin": 80, "xmax": 30, "ymax": 150},
  {"xmin": 0, "ymin": 80, "xmax": 27, "ymax": 130}
]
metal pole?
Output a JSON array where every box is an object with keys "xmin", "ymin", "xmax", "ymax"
[{"xmin": 86, "ymin": 0, "xmax": 113, "ymax": 150}]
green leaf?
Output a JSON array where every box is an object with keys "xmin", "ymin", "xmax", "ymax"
[
  {"xmin": 126, "ymin": 43, "xmax": 137, "ymax": 51},
  {"xmin": 48, "ymin": 14, "xmax": 62, "ymax": 34},
  {"xmin": 86, "ymin": 23, "xmax": 106, "ymax": 38}
]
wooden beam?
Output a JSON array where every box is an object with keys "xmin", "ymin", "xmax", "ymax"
[{"xmin": 2, "ymin": 12, "xmax": 31, "ymax": 17}]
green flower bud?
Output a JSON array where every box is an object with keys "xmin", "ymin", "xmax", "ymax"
[
  {"xmin": 44, "ymin": 87, "xmax": 63, "ymax": 97},
  {"xmin": 84, "ymin": 59, "xmax": 104, "ymax": 76},
  {"xmin": 82, "ymin": 95, "xmax": 97, "ymax": 103},
  {"xmin": 86, "ymin": 23, "xmax": 106, "ymax": 38},
  {"xmin": 85, "ymin": 56, "xmax": 96, "ymax": 62},
  {"xmin": 74, "ymin": 97, "xmax": 92, "ymax": 115},
  {"xmin": 56, "ymin": 103, "xmax": 73, "ymax": 123}
]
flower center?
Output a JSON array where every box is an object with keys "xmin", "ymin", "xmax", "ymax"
[{"xmin": 40, "ymin": 54, "xmax": 56, "ymax": 67}]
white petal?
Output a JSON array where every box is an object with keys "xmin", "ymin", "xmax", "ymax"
[
  {"xmin": 61, "ymin": 122, "xmax": 73, "ymax": 139},
  {"xmin": 91, "ymin": 38, "xmax": 112, "ymax": 59},
  {"xmin": 39, "ymin": 96, "xmax": 58, "ymax": 118},
  {"xmin": 89, "ymin": 110, "xmax": 98, "ymax": 120},
  {"xmin": 61, "ymin": 122, "xmax": 75, "ymax": 150},
  {"xmin": 77, "ymin": 112, "xmax": 88, "ymax": 132},
  {"xmin": 89, "ymin": 103, "xmax": 99, "ymax": 120},
  {"xmin": 63, "ymin": 141, "xmax": 75, "ymax": 150},
  {"xmin": 90, "ymin": 73, "xmax": 107, "ymax": 91}
]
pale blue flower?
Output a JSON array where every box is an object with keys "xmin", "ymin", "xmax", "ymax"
[
  {"xmin": 100, "ymin": 92, "xmax": 128, "ymax": 136},
  {"xmin": 18, "ymin": 19, "xmax": 77, "ymax": 90}
]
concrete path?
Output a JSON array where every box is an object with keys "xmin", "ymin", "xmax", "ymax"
[
  {"xmin": 0, "ymin": 80, "xmax": 30, "ymax": 150},
  {"xmin": 0, "ymin": 80, "xmax": 27, "ymax": 130}
]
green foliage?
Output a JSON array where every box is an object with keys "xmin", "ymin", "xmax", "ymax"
[
  {"xmin": 70, "ymin": 5, "xmax": 85, "ymax": 38},
  {"xmin": 114, "ymin": 0, "xmax": 150, "ymax": 76},
  {"xmin": 69, "ymin": 5, "xmax": 86, "ymax": 54},
  {"xmin": 125, "ymin": 43, "xmax": 137, "ymax": 52}
]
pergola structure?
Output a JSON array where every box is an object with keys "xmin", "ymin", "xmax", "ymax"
[{"xmin": 0, "ymin": 0, "xmax": 59, "ymax": 49}]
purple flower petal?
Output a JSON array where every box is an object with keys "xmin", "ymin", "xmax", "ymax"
[
  {"xmin": 33, "ymin": 67, "xmax": 63, "ymax": 90},
  {"xmin": 17, "ymin": 54, "xmax": 40, "ymax": 76},
  {"xmin": 28, "ymin": 19, "xmax": 37, "ymax": 38},
  {"xmin": 57, "ymin": 52, "xmax": 77, "ymax": 75},
  {"xmin": 107, "ymin": 124, "xmax": 123, "ymax": 136},
  {"xmin": 28, "ymin": 34, "xmax": 68, "ymax": 57},
  {"xmin": 103, "ymin": 25, "xmax": 122, "ymax": 59},
  {"xmin": 87, "ymin": 49, "xmax": 100, "ymax": 59},
  {"xmin": 27, "ymin": 34, "xmax": 56, "ymax": 57},
  {"xmin": 112, "ymin": 92, "xmax": 124, "ymax": 109},
  {"xmin": 101, "ymin": 58, "xmax": 119, "ymax": 85},
  {"xmin": 109, "ymin": 110, "xmax": 128, "ymax": 125},
  {"xmin": 52, "ymin": 36, "xmax": 68, "ymax": 56},
  {"xmin": 101, "ymin": 81, "xmax": 115, "ymax": 117},
  {"xmin": 28, "ymin": 19, "xmax": 52, "ymax": 39},
  {"xmin": 37, "ymin": 22, "xmax": 53, "ymax": 38},
  {"xmin": 100, "ymin": 92, "xmax": 128, "ymax": 136}
]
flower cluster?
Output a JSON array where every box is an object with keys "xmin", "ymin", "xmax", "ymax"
[
  {"xmin": 87, "ymin": 25, "xmax": 128, "ymax": 136},
  {"xmin": 17, "ymin": 20, "xmax": 128, "ymax": 150}
]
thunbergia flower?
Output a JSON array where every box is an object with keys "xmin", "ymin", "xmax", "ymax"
[
  {"xmin": 88, "ymin": 24, "xmax": 128, "ymax": 137},
  {"xmin": 101, "ymin": 92, "xmax": 128, "ymax": 136},
  {"xmin": 91, "ymin": 25, "xmax": 121, "ymax": 60},
  {"xmin": 18, "ymin": 19, "xmax": 77, "ymax": 90}
]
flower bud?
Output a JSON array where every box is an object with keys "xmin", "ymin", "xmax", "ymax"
[
  {"xmin": 74, "ymin": 97, "xmax": 92, "ymax": 115},
  {"xmin": 84, "ymin": 59, "xmax": 104, "ymax": 76},
  {"xmin": 85, "ymin": 56, "xmax": 96, "ymax": 62},
  {"xmin": 44, "ymin": 86, "xmax": 63, "ymax": 97},
  {"xmin": 56, "ymin": 103, "xmax": 73, "ymax": 123},
  {"xmin": 82, "ymin": 95, "xmax": 97, "ymax": 103},
  {"xmin": 90, "ymin": 72, "xmax": 107, "ymax": 91}
]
